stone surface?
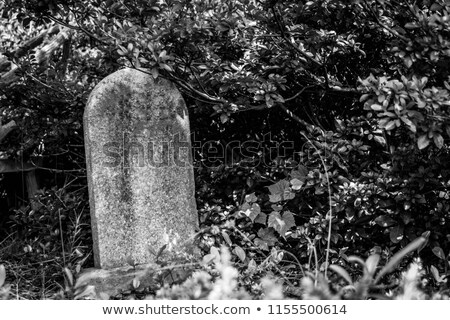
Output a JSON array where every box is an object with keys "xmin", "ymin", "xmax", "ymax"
[
  {"xmin": 75, "ymin": 265, "xmax": 157, "ymax": 299},
  {"xmin": 84, "ymin": 68, "xmax": 198, "ymax": 270}
]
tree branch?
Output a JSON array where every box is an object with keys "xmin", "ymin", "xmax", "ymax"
[
  {"xmin": 0, "ymin": 25, "xmax": 60, "ymax": 72},
  {"xmin": 362, "ymin": 0, "xmax": 409, "ymax": 42},
  {"xmin": 270, "ymin": 7, "xmax": 323, "ymax": 68},
  {"xmin": 0, "ymin": 120, "xmax": 17, "ymax": 143}
]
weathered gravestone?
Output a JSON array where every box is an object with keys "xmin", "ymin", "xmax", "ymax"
[{"xmin": 81, "ymin": 68, "xmax": 198, "ymax": 296}]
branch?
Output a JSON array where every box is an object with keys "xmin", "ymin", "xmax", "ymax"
[
  {"xmin": 0, "ymin": 27, "xmax": 74, "ymax": 86},
  {"xmin": 362, "ymin": 0, "xmax": 409, "ymax": 42},
  {"xmin": 285, "ymin": 85, "xmax": 314, "ymax": 102},
  {"xmin": 0, "ymin": 120, "xmax": 17, "ymax": 143},
  {"xmin": 0, "ymin": 159, "xmax": 37, "ymax": 173},
  {"xmin": 167, "ymin": 73, "xmax": 227, "ymax": 104},
  {"xmin": 32, "ymin": 27, "xmax": 74, "ymax": 65},
  {"xmin": 277, "ymin": 103, "xmax": 317, "ymax": 131},
  {"xmin": 14, "ymin": 25, "xmax": 61, "ymax": 59},
  {"xmin": 0, "ymin": 25, "xmax": 60, "ymax": 72},
  {"xmin": 270, "ymin": 7, "xmax": 323, "ymax": 68}
]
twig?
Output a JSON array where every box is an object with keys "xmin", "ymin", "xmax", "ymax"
[{"xmin": 362, "ymin": 0, "xmax": 409, "ymax": 42}]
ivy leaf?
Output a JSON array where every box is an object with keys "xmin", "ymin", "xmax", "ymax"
[
  {"xmin": 242, "ymin": 203, "xmax": 260, "ymax": 222},
  {"xmin": 254, "ymin": 212, "xmax": 267, "ymax": 225},
  {"xmin": 267, "ymin": 180, "xmax": 295, "ymax": 203},
  {"xmin": 290, "ymin": 178, "xmax": 304, "ymax": 190},
  {"xmin": 268, "ymin": 211, "xmax": 296, "ymax": 237},
  {"xmin": 254, "ymin": 238, "xmax": 269, "ymax": 251},
  {"xmin": 257, "ymin": 227, "xmax": 277, "ymax": 246},
  {"xmin": 245, "ymin": 192, "xmax": 257, "ymax": 203}
]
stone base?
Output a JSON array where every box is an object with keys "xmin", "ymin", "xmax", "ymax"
[{"xmin": 75, "ymin": 264, "xmax": 158, "ymax": 299}]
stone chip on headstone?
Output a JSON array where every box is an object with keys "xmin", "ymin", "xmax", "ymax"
[{"xmin": 82, "ymin": 68, "xmax": 198, "ymax": 296}]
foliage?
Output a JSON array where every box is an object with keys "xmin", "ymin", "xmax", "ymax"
[
  {"xmin": 0, "ymin": 185, "xmax": 92, "ymax": 298},
  {"xmin": 1, "ymin": 0, "xmax": 450, "ymax": 299}
]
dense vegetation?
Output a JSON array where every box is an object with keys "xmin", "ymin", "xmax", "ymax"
[{"xmin": 0, "ymin": 0, "xmax": 449, "ymax": 299}]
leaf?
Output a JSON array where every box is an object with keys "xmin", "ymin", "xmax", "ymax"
[
  {"xmin": 220, "ymin": 113, "xmax": 228, "ymax": 123},
  {"xmin": 282, "ymin": 211, "xmax": 296, "ymax": 232},
  {"xmin": 430, "ymin": 3, "xmax": 443, "ymax": 11},
  {"xmin": 241, "ymin": 202, "xmax": 261, "ymax": 222},
  {"xmin": 268, "ymin": 212, "xmax": 282, "ymax": 231},
  {"xmin": 247, "ymin": 259, "xmax": 257, "ymax": 273},
  {"xmin": 233, "ymin": 246, "xmax": 246, "ymax": 262},
  {"xmin": 268, "ymin": 194, "xmax": 281, "ymax": 203},
  {"xmin": 360, "ymin": 93, "xmax": 370, "ymax": 102},
  {"xmin": 268, "ymin": 211, "xmax": 296, "ymax": 237},
  {"xmin": 221, "ymin": 231, "xmax": 232, "ymax": 246},
  {"xmin": 159, "ymin": 49, "xmax": 167, "ymax": 58},
  {"xmin": 404, "ymin": 57, "xmax": 413, "ymax": 68},
  {"xmin": 202, "ymin": 254, "xmax": 215, "ymax": 265},
  {"xmin": 365, "ymin": 254, "xmax": 380, "ymax": 276},
  {"xmin": 257, "ymin": 227, "xmax": 277, "ymax": 246},
  {"xmin": 374, "ymin": 215, "xmax": 397, "ymax": 227},
  {"xmin": 374, "ymin": 235, "xmax": 427, "ymax": 284},
  {"xmin": 126, "ymin": 256, "xmax": 136, "ymax": 267},
  {"xmin": 430, "ymin": 265, "xmax": 445, "ymax": 283},
  {"xmin": 384, "ymin": 120, "xmax": 397, "ymax": 131},
  {"xmin": 150, "ymin": 68, "xmax": 159, "ymax": 79},
  {"xmin": 291, "ymin": 167, "xmax": 308, "ymax": 180},
  {"xmin": 430, "ymin": 265, "xmax": 440, "ymax": 281},
  {"xmin": 329, "ymin": 264, "xmax": 353, "ymax": 285},
  {"xmin": 400, "ymin": 117, "xmax": 416, "ymax": 133},
  {"xmin": 254, "ymin": 212, "xmax": 267, "ymax": 225},
  {"xmin": 417, "ymin": 134, "xmax": 430, "ymax": 149},
  {"xmin": 389, "ymin": 225, "xmax": 404, "ymax": 244},
  {"xmin": 297, "ymin": 165, "xmax": 309, "ymax": 176},
  {"xmin": 371, "ymin": 104, "xmax": 383, "ymax": 111},
  {"xmin": 404, "ymin": 22, "xmax": 419, "ymax": 29},
  {"xmin": 0, "ymin": 265, "xmax": 5, "ymax": 287},
  {"xmin": 254, "ymin": 238, "xmax": 269, "ymax": 251},
  {"xmin": 432, "ymin": 246, "xmax": 446, "ymax": 260},
  {"xmin": 267, "ymin": 180, "xmax": 295, "ymax": 203},
  {"xmin": 159, "ymin": 63, "xmax": 173, "ymax": 72},
  {"xmin": 433, "ymin": 133, "xmax": 444, "ymax": 149},
  {"xmin": 64, "ymin": 267, "xmax": 73, "ymax": 287},
  {"xmin": 290, "ymin": 178, "xmax": 304, "ymax": 190},
  {"xmin": 245, "ymin": 193, "xmax": 257, "ymax": 203},
  {"xmin": 373, "ymin": 135, "xmax": 386, "ymax": 146},
  {"xmin": 202, "ymin": 246, "xmax": 221, "ymax": 265},
  {"xmin": 132, "ymin": 277, "xmax": 140, "ymax": 289}
]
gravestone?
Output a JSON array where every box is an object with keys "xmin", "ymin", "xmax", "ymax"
[{"xmin": 82, "ymin": 68, "xmax": 198, "ymax": 295}]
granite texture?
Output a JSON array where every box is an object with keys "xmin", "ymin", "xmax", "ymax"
[
  {"xmin": 84, "ymin": 68, "xmax": 198, "ymax": 269},
  {"xmin": 75, "ymin": 265, "xmax": 157, "ymax": 298}
]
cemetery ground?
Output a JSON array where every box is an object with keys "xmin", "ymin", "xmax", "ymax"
[{"xmin": 1, "ymin": 1, "xmax": 450, "ymax": 300}]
